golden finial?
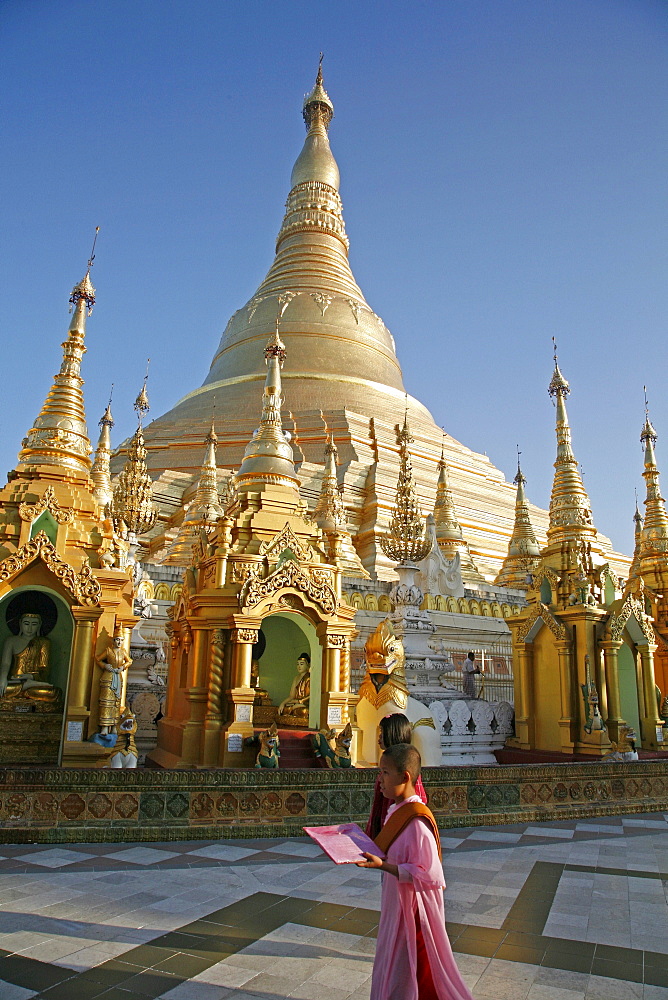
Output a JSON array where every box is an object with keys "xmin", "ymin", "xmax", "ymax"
[
  {"xmin": 380, "ymin": 415, "xmax": 430, "ymax": 565},
  {"xmin": 641, "ymin": 385, "xmax": 657, "ymax": 445},
  {"xmin": 134, "ymin": 359, "xmax": 150, "ymax": 422},
  {"xmin": 303, "ymin": 54, "xmax": 334, "ymax": 130},
  {"xmin": 514, "ymin": 445, "xmax": 526, "ymax": 487},
  {"xmin": 100, "ymin": 384, "xmax": 114, "ymax": 429},
  {"xmin": 70, "ymin": 227, "xmax": 99, "ymax": 316},
  {"xmin": 548, "ymin": 337, "xmax": 569, "ymax": 398}
]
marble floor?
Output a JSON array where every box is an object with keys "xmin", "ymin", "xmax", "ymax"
[{"xmin": 0, "ymin": 811, "xmax": 667, "ymax": 999}]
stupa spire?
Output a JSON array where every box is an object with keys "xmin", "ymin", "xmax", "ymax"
[
  {"xmin": 18, "ymin": 230, "xmax": 99, "ymax": 477},
  {"xmin": 495, "ymin": 450, "xmax": 541, "ymax": 589},
  {"xmin": 91, "ymin": 386, "xmax": 115, "ymax": 514},
  {"xmin": 546, "ymin": 341, "xmax": 597, "ymax": 546},
  {"xmin": 433, "ymin": 441, "xmax": 465, "ymax": 551},
  {"xmin": 381, "ymin": 413, "xmax": 430, "ymax": 565},
  {"xmin": 639, "ymin": 392, "xmax": 668, "ymax": 562},
  {"xmin": 628, "ymin": 490, "xmax": 644, "ymax": 583},
  {"xmin": 235, "ymin": 324, "xmax": 299, "ymax": 493},
  {"xmin": 433, "ymin": 438, "xmax": 484, "ymax": 580},
  {"xmin": 111, "ymin": 377, "xmax": 157, "ymax": 537},
  {"xmin": 313, "ymin": 436, "xmax": 346, "ymax": 533},
  {"xmin": 165, "ymin": 417, "xmax": 225, "ymax": 565}
]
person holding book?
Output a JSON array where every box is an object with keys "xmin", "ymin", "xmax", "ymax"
[
  {"xmin": 358, "ymin": 743, "xmax": 474, "ymax": 1000},
  {"xmin": 365, "ymin": 714, "xmax": 428, "ymax": 839}
]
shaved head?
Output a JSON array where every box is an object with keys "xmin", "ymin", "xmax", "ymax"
[{"xmin": 381, "ymin": 743, "xmax": 421, "ymax": 783}]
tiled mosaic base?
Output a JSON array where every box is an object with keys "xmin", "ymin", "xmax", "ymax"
[{"xmin": 0, "ymin": 759, "xmax": 666, "ymax": 843}]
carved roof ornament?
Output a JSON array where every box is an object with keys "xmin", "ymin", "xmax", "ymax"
[
  {"xmin": 380, "ymin": 412, "xmax": 430, "ymax": 566},
  {"xmin": 259, "ymin": 522, "xmax": 313, "ymax": 563},
  {"xmin": 240, "ymin": 557, "xmax": 337, "ymax": 615},
  {"xmin": 18, "ymin": 231, "xmax": 100, "ymax": 477},
  {"xmin": 516, "ymin": 602, "xmax": 568, "ymax": 643},
  {"xmin": 495, "ymin": 450, "xmax": 541, "ymax": 589},
  {"xmin": 608, "ymin": 593, "xmax": 654, "ymax": 644},
  {"xmin": 546, "ymin": 340, "xmax": 598, "ymax": 547},
  {"xmin": 111, "ymin": 369, "xmax": 157, "ymax": 537},
  {"xmin": 0, "ymin": 531, "xmax": 101, "ymax": 606},
  {"xmin": 18, "ymin": 485, "xmax": 73, "ymax": 525}
]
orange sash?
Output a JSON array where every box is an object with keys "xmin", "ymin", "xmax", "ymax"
[{"xmin": 373, "ymin": 801, "xmax": 442, "ymax": 861}]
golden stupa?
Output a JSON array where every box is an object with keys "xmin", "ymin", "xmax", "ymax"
[{"xmin": 139, "ymin": 66, "xmax": 627, "ymax": 581}]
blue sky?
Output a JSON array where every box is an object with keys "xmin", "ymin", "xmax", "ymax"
[{"xmin": 1, "ymin": 0, "xmax": 666, "ymax": 555}]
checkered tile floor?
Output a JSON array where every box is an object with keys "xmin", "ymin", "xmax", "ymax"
[
  {"xmin": 0, "ymin": 812, "xmax": 666, "ymax": 998},
  {"xmin": 1, "ymin": 812, "xmax": 666, "ymax": 872}
]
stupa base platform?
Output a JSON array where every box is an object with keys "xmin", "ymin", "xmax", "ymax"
[{"xmin": 0, "ymin": 759, "xmax": 666, "ymax": 843}]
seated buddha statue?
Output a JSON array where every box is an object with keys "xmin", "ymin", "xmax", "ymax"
[
  {"xmin": 0, "ymin": 612, "xmax": 60, "ymax": 702},
  {"xmin": 278, "ymin": 652, "xmax": 311, "ymax": 724}
]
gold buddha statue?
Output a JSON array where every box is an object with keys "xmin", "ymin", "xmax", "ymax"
[
  {"xmin": 278, "ymin": 652, "xmax": 311, "ymax": 725},
  {"xmin": 95, "ymin": 634, "xmax": 132, "ymax": 734},
  {"xmin": 0, "ymin": 612, "xmax": 60, "ymax": 702}
]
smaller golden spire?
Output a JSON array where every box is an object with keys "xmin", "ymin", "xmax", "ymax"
[
  {"xmin": 381, "ymin": 413, "xmax": 430, "ymax": 565},
  {"xmin": 313, "ymin": 436, "xmax": 347, "ymax": 533},
  {"xmin": 495, "ymin": 449, "xmax": 541, "ymax": 589},
  {"xmin": 546, "ymin": 341, "xmax": 597, "ymax": 546},
  {"xmin": 165, "ymin": 416, "xmax": 225, "ymax": 565},
  {"xmin": 111, "ymin": 376, "xmax": 157, "ymax": 537},
  {"xmin": 628, "ymin": 489, "xmax": 644, "ymax": 583},
  {"xmin": 18, "ymin": 231, "xmax": 100, "ymax": 477},
  {"xmin": 91, "ymin": 385, "xmax": 115, "ymax": 514},
  {"xmin": 639, "ymin": 390, "xmax": 668, "ymax": 562},
  {"xmin": 235, "ymin": 323, "xmax": 299, "ymax": 493},
  {"xmin": 433, "ymin": 436, "xmax": 484, "ymax": 581}
]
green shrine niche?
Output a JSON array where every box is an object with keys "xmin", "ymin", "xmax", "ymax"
[{"xmin": 29, "ymin": 510, "xmax": 58, "ymax": 546}]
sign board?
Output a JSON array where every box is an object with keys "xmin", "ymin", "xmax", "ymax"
[
  {"xmin": 235, "ymin": 704, "xmax": 252, "ymax": 723},
  {"xmin": 66, "ymin": 721, "xmax": 84, "ymax": 742},
  {"xmin": 656, "ymin": 726, "xmax": 665, "ymax": 744},
  {"xmin": 226, "ymin": 733, "xmax": 243, "ymax": 753},
  {"xmin": 327, "ymin": 705, "xmax": 342, "ymax": 725}
]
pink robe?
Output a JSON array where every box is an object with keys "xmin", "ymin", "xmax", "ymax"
[{"xmin": 370, "ymin": 806, "xmax": 474, "ymax": 1000}]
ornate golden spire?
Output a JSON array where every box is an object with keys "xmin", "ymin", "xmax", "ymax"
[
  {"xmin": 165, "ymin": 419, "xmax": 225, "ymax": 565},
  {"xmin": 639, "ymin": 395, "xmax": 668, "ymax": 561},
  {"xmin": 495, "ymin": 451, "xmax": 541, "ymax": 589},
  {"xmin": 381, "ymin": 414, "xmax": 430, "ymax": 565},
  {"xmin": 18, "ymin": 232, "xmax": 100, "ymax": 477},
  {"xmin": 433, "ymin": 439, "xmax": 484, "ymax": 580},
  {"xmin": 111, "ymin": 378, "xmax": 157, "ymax": 536},
  {"xmin": 235, "ymin": 325, "xmax": 299, "ymax": 493},
  {"xmin": 433, "ymin": 442, "xmax": 465, "ymax": 551},
  {"xmin": 91, "ymin": 387, "xmax": 114, "ymax": 514},
  {"xmin": 628, "ymin": 491, "xmax": 644, "ymax": 583},
  {"xmin": 313, "ymin": 436, "xmax": 346, "ymax": 532},
  {"xmin": 546, "ymin": 342, "xmax": 597, "ymax": 546}
]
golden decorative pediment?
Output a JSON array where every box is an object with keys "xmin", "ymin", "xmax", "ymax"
[
  {"xmin": 608, "ymin": 594, "xmax": 655, "ymax": 644},
  {"xmin": 240, "ymin": 558, "xmax": 336, "ymax": 615},
  {"xmin": 259, "ymin": 522, "xmax": 314, "ymax": 563},
  {"xmin": 517, "ymin": 602, "xmax": 568, "ymax": 643},
  {"xmin": 0, "ymin": 531, "xmax": 101, "ymax": 606},
  {"xmin": 18, "ymin": 485, "xmax": 73, "ymax": 525}
]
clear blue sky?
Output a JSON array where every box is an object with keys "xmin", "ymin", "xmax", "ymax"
[{"xmin": 1, "ymin": 0, "xmax": 666, "ymax": 556}]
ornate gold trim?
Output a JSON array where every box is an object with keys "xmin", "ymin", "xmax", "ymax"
[
  {"xmin": 18, "ymin": 485, "xmax": 73, "ymax": 525},
  {"xmin": 0, "ymin": 531, "xmax": 101, "ymax": 606},
  {"xmin": 516, "ymin": 602, "xmax": 567, "ymax": 643},
  {"xmin": 259, "ymin": 522, "xmax": 313, "ymax": 563},
  {"xmin": 240, "ymin": 559, "xmax": 336, "ymax": 615}
]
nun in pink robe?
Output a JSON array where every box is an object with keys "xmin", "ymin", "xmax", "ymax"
[{"xmin": 370, "ymin": 796, "xmax": 474, "ymax": 1000}]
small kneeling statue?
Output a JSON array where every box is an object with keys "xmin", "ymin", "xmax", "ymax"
[
  {"xmin": 0, "ymin": 612, "xmax": 60, "ymax": 702},
  {"xmin": 278, "ymin": 652, "xmax": 311, "ymax": 724}
]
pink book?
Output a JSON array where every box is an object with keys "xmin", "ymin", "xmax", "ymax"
[{"xmin": 303, "ymin": 823, "xmax": 386, "ymax": 864}]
